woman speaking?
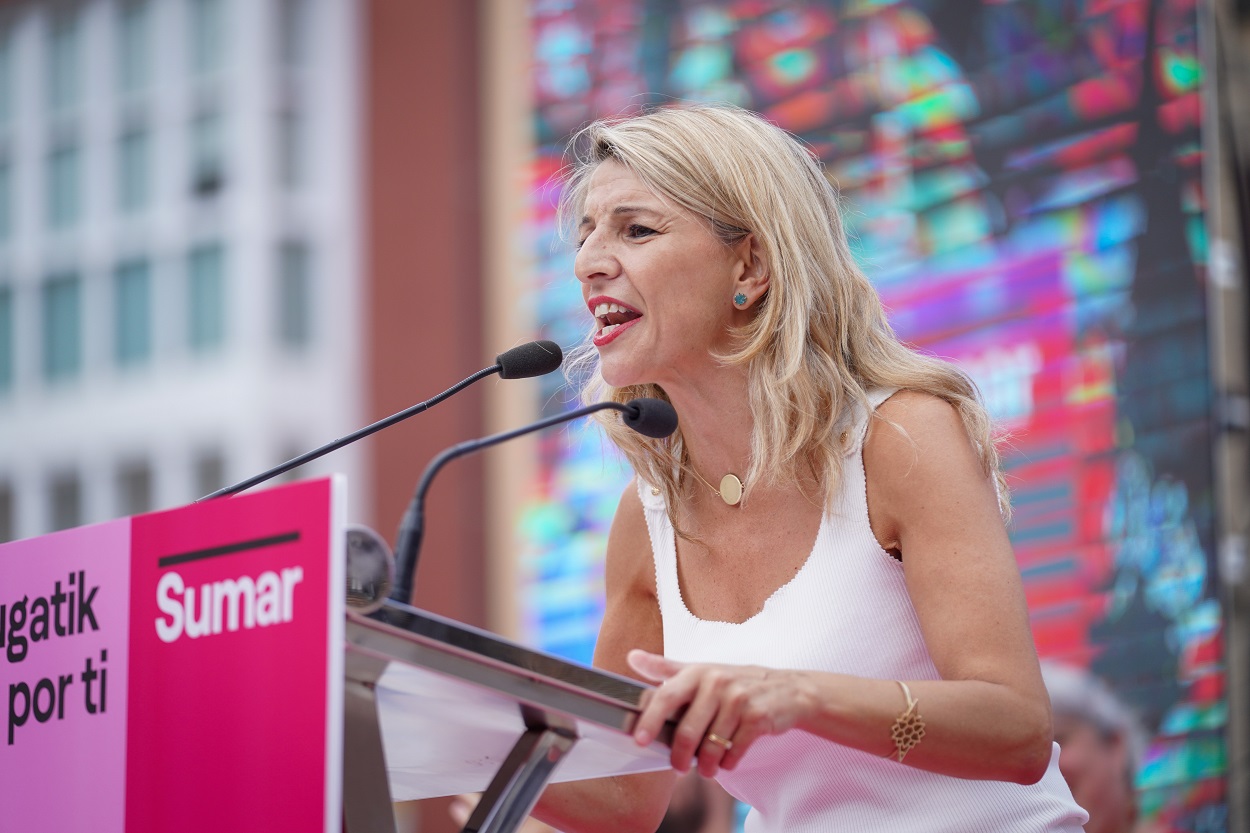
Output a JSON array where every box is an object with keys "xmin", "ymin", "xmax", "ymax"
[{"xmin": 529, "ymin": 104, "xmax": 1087, "ymax": 832}]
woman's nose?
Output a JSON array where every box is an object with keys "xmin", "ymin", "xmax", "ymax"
[{"xmin": 574, "ymin": 234, "xmax": 619, "ymax": 284}]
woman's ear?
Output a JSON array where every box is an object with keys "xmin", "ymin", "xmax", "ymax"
[{"xmin": 731, "ymin": 234, "xmax": 770, "ymax": 307}]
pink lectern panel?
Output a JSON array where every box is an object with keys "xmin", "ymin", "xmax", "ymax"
[
  {"xmin": 0, "ymin": 520, "xmax": 131, "ymax": 832},
  {"xmin": 126, "ymin": 477, "xmax": 344, "ymax": 833},
  {"xmin": 1, "ymin": 477, "xmax": 344, "ymax": 833}
]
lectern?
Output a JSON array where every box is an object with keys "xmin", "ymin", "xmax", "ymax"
[
  {"xmin": 344, "ymin": 602, "xmax": 674, "ymax": 833},
  {"xmin": 0, "ymin": 477, "xmax": 671, "ymax": 833}
]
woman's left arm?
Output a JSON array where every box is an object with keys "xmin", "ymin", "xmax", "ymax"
[{"xmin": 629, "ymin": 390, "xmax": 1054, "ymax": 784}]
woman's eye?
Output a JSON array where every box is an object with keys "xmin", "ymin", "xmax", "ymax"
[{"xmin": 626, "ymin": 224, "xmax": 657, "ymax": 240}]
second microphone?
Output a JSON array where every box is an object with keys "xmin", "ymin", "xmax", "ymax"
[{"xmin": 388, "ymin": 398, "xmax": 679, "ymax": 606}]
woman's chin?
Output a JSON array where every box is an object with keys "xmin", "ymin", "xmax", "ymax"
[
  {"xmin": 599, "ymin": 370, "xmax": 637, "ymax": 389},
  {"xmin": 598, "ymin": 360, "xmax": 650, "ymax": 390}
]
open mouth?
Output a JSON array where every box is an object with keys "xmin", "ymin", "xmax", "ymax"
[{"xmin": 593, "ymin": 301, "xmax": 642, "ymax": 340}]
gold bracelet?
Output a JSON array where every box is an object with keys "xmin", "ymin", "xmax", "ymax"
[{"xmin": 886, "ymin": 680, "xmax": 926, "ymax": 762}]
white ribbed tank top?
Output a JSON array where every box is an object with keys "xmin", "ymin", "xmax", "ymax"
[{"xmin": 638, "ymin": 389, "xmax": 1088, "ymax": 832}]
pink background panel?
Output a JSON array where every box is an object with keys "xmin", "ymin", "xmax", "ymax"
[
  {"xmin": 126, "ymin": 479, "xmax": 334, "ymax": 833},
  {"xmin": 0, "ymin": 519, "xmax": 131, "ymax": 833}
]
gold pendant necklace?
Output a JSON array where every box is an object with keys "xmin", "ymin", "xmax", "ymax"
[{"xmin": 689, "ymin": 468, "xmax": 744, "ymax": 506}]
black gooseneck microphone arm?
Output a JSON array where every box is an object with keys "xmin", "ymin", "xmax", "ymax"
[
  {"xmin": 390, "ymin": 397, "xmax": 678, "ymax": 605},
  {"xmin": 198, "ymin": 340, "xmax": 563, "ymax": 501}
]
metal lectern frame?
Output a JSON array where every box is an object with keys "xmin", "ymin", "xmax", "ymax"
[{"xmin": 343, "ymin": 600, "xmax": 674, "ymax": 833}]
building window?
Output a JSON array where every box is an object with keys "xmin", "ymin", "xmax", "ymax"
[
  {"xmin": 47, "ymin": 146, "xmax": 81, "ymax": 230},
  {"xmin": 277, "ymin": 0, "xmax": 308, "ymax": 68},
  {"xmin": 118, "ymin": 129, "xmax": 150, "ymax": 212},
  {"xmin": 0, "ymin": 480, "xmax": 13, "ymax": 542},
  {"xmin": 0, "ymin": 25, "xmax": 14, "ymax": 127},
  {"xmin": 188, "ymin": 243, "xmax": 224, "ymax": 352},
  {"xmin": 189, "ymin": 0, "xmax": 226, "ymax": 76},
  {"xmin": 47, "ymin": 11, "xmax": 82, "ymax": 112},
  {"xmin": 117, "ymin": 0, "xmax": 152, "ymax": 96},
  {"xmin": 48, "ymin": 470, "xmax": 82, "ymax": 531},
  {"xmin": 276, "ymin": 111, "xmax": 303, "ymax": 191},
  {"xmin": 190, "ymin": 112, "xmax": 225, "ymax": 196},
  {"xmin": 0, "ymin": 162, "xmax": 12, "ymax": 241},
  {"xmin": 193, "ymin": 449, "xmax": 225, "ymax": 497},
  {"xmin": 114, "ymin": 259, "xmax": 151, "ymax": 366},
  {"xmin": 0, "ymin": 284, "xmax": 12, "ymax": 393},
  {"xmin": 42, "ymin": 273, "xmax": 81, "ymax": 381},
  {"xmin": 116, "ymin": 459, "xmax": 153, "ymax": 516},
  {"xmin": 277, "ymin": 241, "xmax": 311, "ymax": 349}
]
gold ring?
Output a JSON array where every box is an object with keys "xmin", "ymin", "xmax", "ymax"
[{"xmin": 704, "ymin": 732, "xmax": 734, "ymax": 751}]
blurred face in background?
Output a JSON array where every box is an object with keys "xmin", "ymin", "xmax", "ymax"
[{"xmin": 1052, "ymin": 713, "xmax": 1136, "ymax": 833}]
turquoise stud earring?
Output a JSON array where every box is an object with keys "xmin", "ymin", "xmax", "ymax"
[{"xmin": 734, "ymin": 292, "xmax": 748, "ymax": 308}]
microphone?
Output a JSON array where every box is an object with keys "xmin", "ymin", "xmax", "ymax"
[
  {"xmin": 198, "ymin": 340, "xmax": 563, "ymax": 500},
  {"xmin": 388, "ymin": 397, "xmax": 678, "ymax": 605}
]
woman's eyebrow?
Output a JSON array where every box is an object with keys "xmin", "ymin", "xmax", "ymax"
[{"xmin": 580, "ymin": 205, "xmax": 660, "ymax": 226}]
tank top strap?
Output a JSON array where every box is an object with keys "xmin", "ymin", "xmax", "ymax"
[
  {"xmin": 842, "ymin": 387, "xmax": 900, "ymax": 457},
  {"xmin": 868, "ymin": 386, "xmax": 900, "ymax": 410},
  {"xmin": 635, "ymin": 475, "xmax": 665, "ymax": 512}
]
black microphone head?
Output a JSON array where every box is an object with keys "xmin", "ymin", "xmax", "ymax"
[
  {"xmin": 497, "ymin": 340, "xmax": 563, "ymax": 380},
  {"xmin": 622, "ymin": 398, "xmax": 679, "ymax": 438}
]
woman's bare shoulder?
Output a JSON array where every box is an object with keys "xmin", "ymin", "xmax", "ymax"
[
  {"xmin": 608, "ymin": 478, "xmax": 649, "ymax": 554},
  {"xmin": 864, "ymin": 388, "xmax": 990, "ymax": 509},
  {"xmin": 595, "ymin": 478, "xmax": 664, "ymax": 675},
  {"xmin": 874, "ymin": 387, "xmax": 965, "ymax": 432},
  {"xmin": 603, "ymin": 478, "xmax": 660, "ymax": 604}
]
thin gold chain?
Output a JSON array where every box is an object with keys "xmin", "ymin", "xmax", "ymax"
[{"xmin": 688, "ymin": 467, "xmax": 724, "ymax": 499}]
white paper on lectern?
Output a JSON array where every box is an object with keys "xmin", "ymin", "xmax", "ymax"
[{"xmin": 376, "ymin": 662, "xmax": 673, "ymax": 801}]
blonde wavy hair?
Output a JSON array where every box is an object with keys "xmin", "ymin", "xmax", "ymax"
[{"xmin": 558, "ymin": 104, "xmax": 1009, "ymax": 522}]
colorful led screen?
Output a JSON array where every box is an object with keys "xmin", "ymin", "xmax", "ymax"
[{"xmin": 517, "ymin": 0, "xmax": 1220, "ymax": 827}]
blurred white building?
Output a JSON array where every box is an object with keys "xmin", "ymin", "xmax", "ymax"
[{"xmin": 0, "ymin": 0, "xmax": 366, "ymax": 540}]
